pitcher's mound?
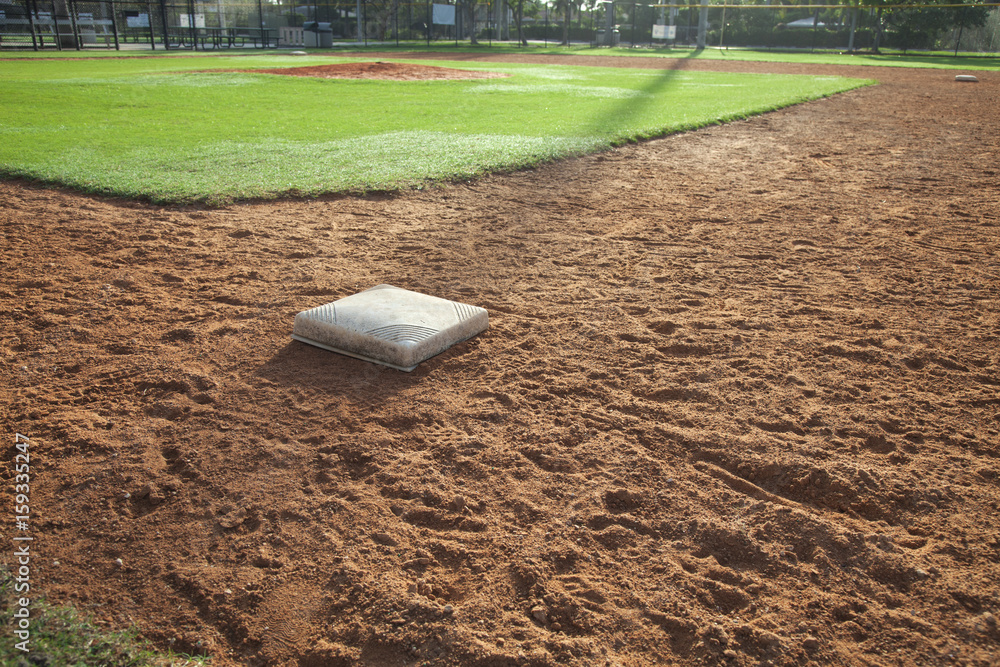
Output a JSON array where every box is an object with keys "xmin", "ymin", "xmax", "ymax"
[{"xmin": 249, "ymin": 61, "xmax": 509, "ymax": 80}]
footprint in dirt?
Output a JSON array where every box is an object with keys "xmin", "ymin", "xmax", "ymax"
[{"xmin": 648, "ymin": 320, "xmax": 680, "ymax": 336}]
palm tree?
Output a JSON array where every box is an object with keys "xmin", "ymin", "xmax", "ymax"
[
  {"xmin": 556, "ymin": 0, "xmax": 572, "ymax": 44},
  {"xmin": 464, "ymin": 0, "xmax": 480, "ymax": 43}
]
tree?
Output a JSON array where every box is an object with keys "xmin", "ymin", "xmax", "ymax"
[
  {"xmin": 552, "ymin": 0, "xmax": 574, "ymax": 44},
  {"xmin": 514, "ymin": 0, "xmax": 528, "ymax": 45},
  {"xmin": 857, "ymin": 0, "xmax": 989, "ymax": 53},
  {"xmin": 462, "ymin": 0, "xmax": 480, "ymax": 43},
  {"xmin": 867, "ymin": 0, "xmax": 895, "ymax": 52},
  {"xmin": 894, "ymin": 4, "xmax": 948, "ymax": 52},
  {"xmin": 365, "ymin": 0, "xmax": 401, "ymax": 40},
  {"xmin": 950, "ymin": 0, "xmax": 989, "ymax": 53}
]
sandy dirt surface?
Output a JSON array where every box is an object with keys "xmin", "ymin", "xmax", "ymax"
[{"xmin": 2, "ymin": 53, "xmax": 999, "ymax": 666}]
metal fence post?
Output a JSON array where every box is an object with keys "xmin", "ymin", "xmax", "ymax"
[
  {"xmin": 50, "ymin": 0, "xmax": 62, "ymax": 49},
  {"xmin": 158, "ymin": 0, "xmax": 169, "ymax": 48},
  {"xmin": 109, "ymin": 0, "xmax": 120, "ymax": 49},
  {"xmin": 147, "ymin": 0, "xmax": 155, "ymax": 49},
  {"xmin": 27, "ymin": 0, "xmax": 40, "ymax": 50},
  {"xmin": 68, "ymin": 0, "xmax": 80, "ymax": 49},
  {"xmin": 257, "ymin": 0, "xmax": 264, "ymax": 46}
]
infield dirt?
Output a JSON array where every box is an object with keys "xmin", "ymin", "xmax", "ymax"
[{"xmin": 1, "ymin": 54, "xmax": 999, "ymax": 666}]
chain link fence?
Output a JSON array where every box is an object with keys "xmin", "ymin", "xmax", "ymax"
[
  {"xmin": 0, "ymin": 0, "xmax": 274, "ymax": 50},
  {"xmin": 0, "ymin": 0, "xmax": 521, "ymax": 50},
  {"xmin": 1, "ymin": 0, "xmax": 997, "ymax": 53}
]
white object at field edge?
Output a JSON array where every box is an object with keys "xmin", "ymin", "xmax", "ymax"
[
  {"xmin": 955, "ymin": 75, "xmax": 979, "ymax": 82},
  {"xmin": 291, "ymin": 284, "xmax": 488, "ymax": 371}
]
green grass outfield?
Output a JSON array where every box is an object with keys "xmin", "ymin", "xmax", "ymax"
[{"xmin": 0, "ymin": 53, "xmax": 873, "ymax": 203}]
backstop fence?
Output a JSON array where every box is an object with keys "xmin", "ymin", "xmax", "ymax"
[
  {"xmin": 0, "ymin": 0, "xmax": 515, "ymax": 50},
  {"xmin": 1, "ymin": 0, "xmax": 997, "ymax": 53}
]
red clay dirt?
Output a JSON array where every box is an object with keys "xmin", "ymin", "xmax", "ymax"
[
  {"xmin": 1, "ymin": 53, "xmax": 999, "ymax": 666},
  {"xmin": 243, "ymin": 60, "xmax": 510, "ymax": 80}
]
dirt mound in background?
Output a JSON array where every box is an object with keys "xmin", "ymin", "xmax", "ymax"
[
  {"xmin": 1, "ymin": 55, "xmax": 998, "ymax": 666},
  {"xmin": 247, "ymin": 60, "xmax": 510, "ymax": 80}
]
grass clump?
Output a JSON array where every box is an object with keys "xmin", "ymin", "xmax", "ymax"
[{"xmin": 0, "ymin": 569, "xmax": 208, "ymax": 667}]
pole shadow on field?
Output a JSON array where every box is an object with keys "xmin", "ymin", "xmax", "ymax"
[{"xmin": 582, "ymin": 48, "xmax": 705, "ymax": 141}]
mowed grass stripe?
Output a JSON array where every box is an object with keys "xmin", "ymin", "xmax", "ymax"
[{"xmin": 0, "ymin": 57, "xmax": 871, "ymax": 203}]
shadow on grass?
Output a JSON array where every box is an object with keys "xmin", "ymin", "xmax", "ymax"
[
  {"xmin": 846, "ymin": 52, "xmax": 1000, "ymax": 69},
  {"xmin": 582, "ymin": 47, "xmax": 705, "ymax": 142}
]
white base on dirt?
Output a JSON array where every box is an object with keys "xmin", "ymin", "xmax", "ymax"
[
  {"xmin": 292, "ymin": 284, "xmax": 488, "ymax": 372},
  {"xmin": 955, "ymin": 75, "xmax": 979, "ymax": 82}
]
